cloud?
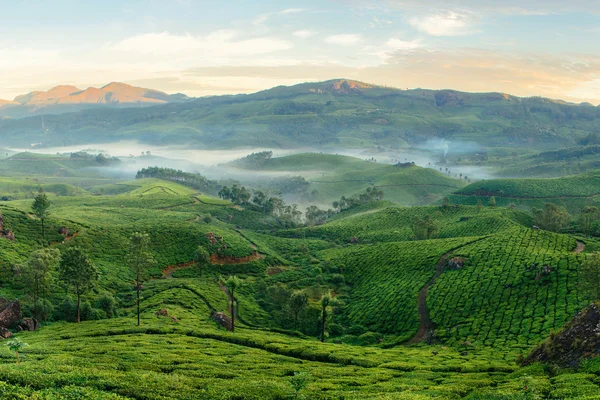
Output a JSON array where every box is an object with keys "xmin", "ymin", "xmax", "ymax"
[
  {"xmin": 109, "ymin": 31, "xmax": 292, "ymax": 61},
  {"xmin": 354, "ymin": 0, "xmax": 600, "ymax": 15},
  {"xmin": 325, "ymin": 34, "xmax": 362, "ymax": 46},
  {"xmin": 409, "ymin": 11, "xmax": 477, "ymax": 36},
  {"xmin": 253, "ymin": 8, "xmax": 305, "ymax": 26},
  {"xmin": 293, "ymin": 30, "xmax": 315, "ymax": 38}
]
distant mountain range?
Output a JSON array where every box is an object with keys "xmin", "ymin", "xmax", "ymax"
[
  {"xmin": 0, "ymin": 82, "xmax": 190, "ymax": 118},
  {"xmin": 0, "ymin": 79, "xmax": 599, "ymax": 150}
]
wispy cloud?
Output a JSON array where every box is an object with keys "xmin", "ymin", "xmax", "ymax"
[
  {"xmin": 325, "ymin": 34, "xmax": 362, "ymax": 46},
  {"xmin": 293, "ymin": 30, "xmax": 315, "ymax": 38},
  {"xmin": 110, "ymin": 31, "xmax": 292, "ymax": 60},
  {"xmin": 253, "ymin": 8, "xmax": 305, "ymax": 26},
  {"xmin": 409, "ymin": 11, "xmax": 477, "ymax": 36}
]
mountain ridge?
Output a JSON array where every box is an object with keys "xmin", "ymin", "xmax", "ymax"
[
  {"xmin": 1, "ymin": 78, "xmax": 600, "ymax": 149},
  {"xmin": 0, "ymin": 82, "xmax": 191, "ymax": 117}
]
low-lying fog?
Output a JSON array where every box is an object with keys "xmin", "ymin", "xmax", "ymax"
[{"xmin": 9, "ymin": 139, "xmax": 496, "ymax": 183}]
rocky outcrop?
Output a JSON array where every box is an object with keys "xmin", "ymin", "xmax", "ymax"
[
  {"xmin": 0, "ymin": 327, "xmax": 12, "ymax": 339},
  {"xmin": 211, "ymin": 311, "xmax": 232, "ymax": 331},
  {"xmin": 18, "ymin": 318, "xmax": 39, "ymax": 331},
  {"xmin": 0, "ymin": 215, "xmax": 14, "ymax": 241},
  {"xmin": 523, "ymin": 302, "xmax": 600, "ymax": 368},
  {"xmin": 155, "ymin": 308, "xmax": 179, "ymax": 323},
  {"xmin": 0, "ymin": 300, "xmax": 21, "ymax": 329}
]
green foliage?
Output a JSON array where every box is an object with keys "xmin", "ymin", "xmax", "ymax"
[
  {"xmin": 128, "ymin": 232, "xmax": 155, "ymax": 326},
  {"xmin": 289, "ymin": 291, "xmax": 309, "ymax": 331},
  {"xmin": 136, "ymin": 167, "xmax": 220, "ymax": 195},
  {"xmin": 412, "ymin": 212, "xmax": 442, "ymax": 240},
  {"xmin": 577, "ymin": 206, "xmax": 600, "ymax": 237},
  {"xmin": 5, "ymin": 338, "xmax": 27, "ymax": 363},
  {"xmin": 57, "ymin": 247, "xmax": 99, "ymax": 323},
  {"xmin": 288, "ymin": 371, "xmax": 311, "ymax": 399},
  {"xmin": 20, "ymin": 248, "xmax": 61, "ymax": 321},
  {"xmin": 532, "ymin": 203, "xmax": 571, "ymax": 232},
  {"xmin": 579, "ymin": 253, "xmax": 600, "ymax": 302},
  {"xmin": 31, "ymin": 188, "xmax": 51, "ymax": 237}
]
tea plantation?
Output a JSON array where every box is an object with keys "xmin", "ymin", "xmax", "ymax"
[{"xmin": 0, "ymin": 177, "xmax": 599, "ymax": 399}]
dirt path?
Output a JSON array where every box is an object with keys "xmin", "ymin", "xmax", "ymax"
[
  {"xmin": 574, "ymin": 241, "xmax": 585, "ymax": 253},
  {"xmin": 406, "ymin": 237, "xmax": 488, "ymax": 345},
  {"xmin": 406, "ymin": 252, "xmax": 452, "ymax": 345},
  {"xmin": 162, "ymin": 261, "xmax": 195, "ymax": 278}
]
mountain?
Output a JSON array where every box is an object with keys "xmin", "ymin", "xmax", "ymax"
[
  {"xmin": 1, "ymin": 78, "xmax": 599, "ymax": 150},
  {"xmin": 0, "ymin": 82, "xmax": 191, "ymax": 118}
]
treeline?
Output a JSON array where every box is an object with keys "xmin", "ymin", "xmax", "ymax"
[
  {"xmin": 70, "ymin": 151, "xmax": 121, "ymax": 165},
  {"xmin": 218, "ymin": 185, "xmax": 302, "ymax": 226},
  {"xmin": 531, "ymin": 144, "xmax": 600, "ymax": 161},
  {"xmin": 306, "ymin": 187, "xmax": 386, "ymax": 225},
  {"xmin": 229, "ymin": 151, "xmax": 273, "ymax": 169},
  {"xmin": 136, "ymin": 167, "xmax": 221, "ymax": 195}
]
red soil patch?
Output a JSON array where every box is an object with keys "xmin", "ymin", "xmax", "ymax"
[
  {"xmin": 162, "ymin": 261, "xmax": 195, "ymax": 278},
  {"xmin": 210, "ymin": 252, "xmax": 264, "ymax": 265}
]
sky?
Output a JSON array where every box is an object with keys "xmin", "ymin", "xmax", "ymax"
[{"xmin": 0, "ymin": 0, "xmax": 599, "ymax": 104}]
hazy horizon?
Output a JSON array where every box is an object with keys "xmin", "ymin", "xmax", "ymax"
[{"xmin": 1, "ymin": 0, "xmax": 599, "ymax": 105}]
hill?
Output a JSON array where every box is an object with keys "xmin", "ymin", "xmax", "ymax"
[
  {"xmin": 0, "ymin": 176, "xmax": 599, "ymax": 397},
  {"xmin": 227, "ymin": 152, "xmax": 465, "ymax": 206},
  {"xmin": 0, "ymin": 82, "xmax": 191, "ymax": 119},
  {"xmin": 1, "ymin": 79, "xmax": 600, "ymax": 149},
  {"xmin": 446, "ymin": 173, "xmax": 600, "ymax": 213}
]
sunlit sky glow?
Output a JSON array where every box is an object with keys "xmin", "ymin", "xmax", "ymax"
[{"xmin": 1, "ymin": 0, "xmax": 599, "ymax": 104}]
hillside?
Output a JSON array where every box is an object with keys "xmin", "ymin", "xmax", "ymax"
[
  {"xmin": 1, "ymin": 79, "xmax": 600, "ymax": 149},
  {"xmin": 447, "ymin": 173, "xmax": 600, "ymax": 213},
  {"xmin": 227, "ymin": 152, "xmax": 465, "ymax": 206},
  {"xmin": 0, "ymin": 176, "xmax": 599, "ymax": 397}
]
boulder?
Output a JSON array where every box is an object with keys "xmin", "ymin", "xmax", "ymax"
[
  {"xmin": 211, "ymin": 311, "xmax": 232, "ymax": 331},
  {"xmin": 523, "ymin": 302, "xmax": 600, "ymax": 368},
  {"xmin": 0, "ymin": 300, "xmax": 21, "ymax": 329},
  {"xmin": 19, "ymin": 318, "xmax": 39, "ymax": 331},
  {"xmin": 155, "ymin": 308, "xmax": 169, "ymax": 317},
  {"xmin": 0, "ymin": 327, "xmax": 12, "ymax": 339}
]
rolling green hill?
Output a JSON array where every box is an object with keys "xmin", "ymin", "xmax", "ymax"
[
  {"xmin": 1, "ymin": 79, "xmax": 600, "ymax": 150},
  {"xmin": 229, "ymin": 153, "xmax": 465, "ymax": 206},
  {"xmin": 0, "ymin": 175, "xmax": 599, "ymax": 398},
  {"xmin": 447, "ymin": 173, "xmax": 600, "ymax": 213}
]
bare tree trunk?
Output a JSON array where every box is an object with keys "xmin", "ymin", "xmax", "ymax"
[
  {"xmin": 137, "ymin": 286, "xmax": 141, "ymax": 326},
  {"xmin": 231, "ymin": 289, "xmax": 235, "ymax": 332},
  {"xmin": 34, "ymin": 281, "xmax": 38, "ymax": 321},
  {"xmin": 77, "ymin": 294, "xmax": 81, "ymax": 323},
  {"xmin": 320, "ymin": 307, "xmax": 327, "ymax": 342}
]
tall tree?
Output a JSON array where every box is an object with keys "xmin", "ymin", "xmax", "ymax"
[
  {"xmin": 532, "ymin": 203, "xmax": 571, "ymax": 232},
  {"xmin": 320, "ymin": 293, "xmax": 330, "ymax": 342},
  {"xmin": 580, "ymin": 253, "xmax": 600, "ymax": 302},
  {"xmin": 578, "ymin": 206, "xmax": 600, "ymax": 237},
  {"xmin": 224, "ymin": 276, "xmax": 242, "ymax": 332},
  {"xmin": 127, "ymin": 232, "xmax": 155, "ymax": 326},
  {"xmin": 31, "ymin": 189, "xmax": 51, "ymax": 239},
  {"xmin": 194, "ymin": 245, "xmax": 210, "ymax": 276},
  {"xmin": 21, "ymin": 248, "xmax": 60, "ymax": 321},
  {"xmin": 289, "ymin": 291, "xmax": 308, "ymax": 331},
  {"xmin": 57, "ymin": 247, "xmax": 98, "ymax": 323}
]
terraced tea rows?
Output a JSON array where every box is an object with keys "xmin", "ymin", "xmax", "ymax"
[
  {"xmin": 322, "ymin": 237, "xmax": 479, "ymax": 341},
  {"xmin": 429, "ymin": 227, "xmax": 584, "ymax": 347},
  {"xmin": 281, "ymin": 205, "xmax": 527, "ymax": 244}
]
